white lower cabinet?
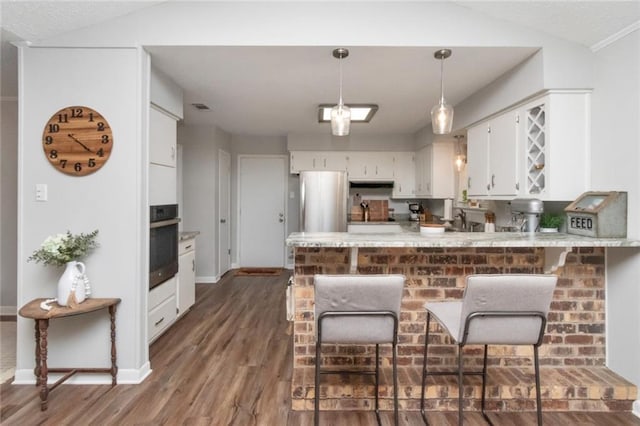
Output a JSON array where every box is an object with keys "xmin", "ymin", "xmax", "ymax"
[
  {"xmin": 148, "ymin": 276, "xmax": 177, "ymax": 343},
  {"xmin": 177, "ymin": 238, "xmax": 196, "ymax": 318}
]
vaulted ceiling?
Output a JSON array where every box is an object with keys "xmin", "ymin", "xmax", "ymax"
[{"xmin": 2, "ymin": 1, "xmax": 638, "ymax": 136}]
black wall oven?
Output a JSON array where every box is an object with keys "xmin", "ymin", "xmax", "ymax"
[{"xmin": 149, "ymin": 204, "xmax": 179, "ymax": 290}]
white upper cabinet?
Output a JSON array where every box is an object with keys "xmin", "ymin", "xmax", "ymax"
[
  {"xmin": 346, "ymin": 152, "xmax": 394, "ymax": 180},
  {"xmin": 290, "ymin": 151, "xmax": 347, "ymax": 173},
  {"xmin": 466, "ymin": 123, "xmax": 489, "ymax": 197},
  {"xmin": 467, "ymin": 110, "xmax": 519, "ymax": 197},
  {"xmin": 149, "ymin": 106, "xmax": 177, "ymax": 168},
  {"xmin": 519, "ymin": 91, "xmax": 590, "ymax": 201},
  {"xmin": 466, "ymin": 90, "xmax": 590, "ymax": 201},
  {"xmin": 392, "ymin": 152, "xmax": 416, "ymax": 198},
  {"xmin": 488, "ymin": 111, "xmax": 519, "ymax": 196},
  {"xmin": 416, "ymin": 143, "xmax": 455, "ymax": 198}
]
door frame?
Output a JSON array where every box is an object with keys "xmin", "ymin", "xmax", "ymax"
[
  {"xmin": 217, "ymin": 149, "xmax": 231, "ymax": 279},
  {"xmin": 236, "ymin": 154, "xmax": 288, "ymax": 268}
]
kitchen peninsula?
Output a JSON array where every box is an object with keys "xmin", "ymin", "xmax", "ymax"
[{"xmin": 286, "ymin": 230, "xmax": 640, "ymax": 414}]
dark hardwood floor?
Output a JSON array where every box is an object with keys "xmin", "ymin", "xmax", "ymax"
[{"xmin": 2, "ymin": 271, "xmax": 639, "ymax": 425}]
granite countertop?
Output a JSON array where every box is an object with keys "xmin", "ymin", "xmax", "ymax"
[
  {"xmin": 180, "ymin": 231, "xmax": 200, "ymax": 241},
  {"xmin": 286, "ymin": 230, "xmax": 640, "ymax": 248}
]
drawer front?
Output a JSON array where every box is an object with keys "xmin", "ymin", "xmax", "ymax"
[
  {"xmin": 148, "ymin": 294, "xmax": 177, "ymax": 342},
  {"xmin": 179, "ymin": 238, "xmax": 195, "ymax": 255},
  {"xmin": 149, "ymin": 276, "xmax": 176, "ymax": 311}
]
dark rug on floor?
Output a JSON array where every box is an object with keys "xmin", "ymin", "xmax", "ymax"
[{"xmin": 236, "ymin": 268, "xmax": 283, "ymax": 276}]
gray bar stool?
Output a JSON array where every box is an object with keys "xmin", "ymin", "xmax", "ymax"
[
  {"xmin": 314, "ymin": 274, "xmax": 405, "ymax": 426},
  {"xmin": 420, "ymin": 274, "xmax": 557, "ymax": 426}
]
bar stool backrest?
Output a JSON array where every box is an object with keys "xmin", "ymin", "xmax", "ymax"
[
  {"xmin": 459, "ymin": 274, "xmax": 557, "ymax": 345},
  {"xmin": 314, "ymin": 274, "xmax": 405, "ymax": 344}
]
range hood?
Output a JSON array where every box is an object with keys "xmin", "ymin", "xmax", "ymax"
[{"xmin": 349, "ymin": 180, "xmax": 394, "ymax": 189}]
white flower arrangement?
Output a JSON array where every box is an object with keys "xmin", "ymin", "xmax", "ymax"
[{"xmin": 28, "ymin": 230, "xmax": 99, "ymax": 267}]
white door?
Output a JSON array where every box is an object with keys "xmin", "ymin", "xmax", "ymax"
[
  {"xmin": 218, "ymin": 150, "xmax": 231, "ymax": 276},
  {"xmin": 239, "ymin": 156, "xmax": 286, "ymax": 267}
]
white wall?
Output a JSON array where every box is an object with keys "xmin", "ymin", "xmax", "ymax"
[
  {"xmin": 1, "ymin": 99, "xmax": 18, "ymax": 314},
  {"xmin": 16, "ymin": 47, "xmax": 149, "ymax": 383},
  {"xmin": 591, "ymin": 29, "xmax": 640, "ymax": 393},
  {"xmin": 178, "ymin": 125, "xmax": 231, "ymax": 282}
]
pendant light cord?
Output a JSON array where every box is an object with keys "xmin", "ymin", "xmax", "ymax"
[
  {"xmin": 439, "ymin": 56, "xmax": 445, "ymax": 105},
  {"xmin": 338, "ymin": 56, "xmax": 344, "ymax": 107}
]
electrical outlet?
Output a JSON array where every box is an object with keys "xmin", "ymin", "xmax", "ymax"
[{"xmin": 36, "ymin": 184, "xmax": 47, "ymax": 201}]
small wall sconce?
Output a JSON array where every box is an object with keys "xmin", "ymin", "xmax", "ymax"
[{"xmin": 454, "ymin": 134, "xmax": 466, "ymax": 172}]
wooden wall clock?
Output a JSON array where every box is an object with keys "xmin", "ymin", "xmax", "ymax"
[{"xmin": 42, "ymin": 105, "xmax": 113, "ymax": 176}]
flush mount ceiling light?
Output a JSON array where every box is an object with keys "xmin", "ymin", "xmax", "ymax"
[
  {"xmin": 330, "ymin": 48, "xmax": 351, "ymax": 136},
  {"xmin": 318, "ymin": 104, "xmax": 378, "ymax": 123},
  {"xmin": 431, "ymin": 48, "xmax": 454, "ymax": 135}
]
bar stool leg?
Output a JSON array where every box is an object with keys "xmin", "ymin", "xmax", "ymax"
[
  {"xmin": 534, "ymin": 345, "xmax": 542, "ymax": 426},
  {"xmin": 481, "ymin": 344, "xmax": 489, "ymax": 423},
  {"xmin": 375, "ymin": 343, "xmax": 381, "ymax": 424},
  {"xmin": 392, "ymin": 341, "xmax": 399, "ymax": 426},
  {"xmin": 314, "ymin": 340, "xmax": 321, "ymax": 426},
  {"xmin": 420, "ymin": 313, "xmax": 431, "ymax": 424},
  {"xmin": 458, "ymin": 344, "xmax": 464, "ymax": 426}
]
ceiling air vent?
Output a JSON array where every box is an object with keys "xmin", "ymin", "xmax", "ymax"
[{"xmin": 191, "ymin": 103, "xmax": 211, "ymax": 111}]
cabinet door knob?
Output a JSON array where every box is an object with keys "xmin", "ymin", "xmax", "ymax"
[
  {"xmin": 491, "ymin": 174, "xmax": 496, "ymax": 188},
  {"xmin": 220, "ymin": 219, "xmax": 226, "ymax": 223}
]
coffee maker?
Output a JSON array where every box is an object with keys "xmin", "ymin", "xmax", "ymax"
[
  {"xmin": 510, "ymin": 198, "xmax": 544, "ymax": 232},
  {"xmin": 409, "ymin": 203, "xmax": 421, "ymax": 221}
]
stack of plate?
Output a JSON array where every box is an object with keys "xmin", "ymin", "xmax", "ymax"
[{"xmin": 420, "ymin": 223, "xmax": 446, "ymax": 235}]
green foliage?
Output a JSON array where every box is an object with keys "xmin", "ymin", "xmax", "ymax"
[
  {"xmin": 540, "ymin": 213, "xmax": 564, "ymax": 229},
  {"xmin": 28, "ymin": 230, "xmax": 99, "ymax": 267}
]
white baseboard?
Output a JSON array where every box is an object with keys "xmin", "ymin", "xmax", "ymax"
[
  {"xmin": 13, "ymin": 363, "xmax": 152, "ymax": 385},
  {"xmin": 633, "ymin": 399, "xmax": 640, "ymax": 418},
  {"xmin": 0, "ymin": 306, "xmax": 17, "ymax": 316},
  {"xmin": 195, "ymin": 275, "xmax": 217, "ymax": 284}
]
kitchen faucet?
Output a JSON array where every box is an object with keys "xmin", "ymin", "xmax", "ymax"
[{"xmin": 456, "ymin": 208, "xmax": 467, "ymax": 230}]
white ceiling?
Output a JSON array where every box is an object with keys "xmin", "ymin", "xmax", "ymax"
[{"xmin": 2, "ymin": 1, "xmax": 639, "ymax": 136}]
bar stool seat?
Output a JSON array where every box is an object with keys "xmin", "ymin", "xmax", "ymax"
[
  {"xmin": 314, "ymin": 274, "xmax": 405, "ymax": 426},
  {"xmin": 420, "ymin": 274, "xmax": 557, "ymax": 426}
]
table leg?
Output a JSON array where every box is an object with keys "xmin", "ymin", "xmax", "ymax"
[
  {"xmin": 109, "ymin": 304, "xmax": 118, "ymax": 386},
  {"xmin": 38, "ymin": 319, "xmax": 49, "ymax": 411},
  {"xmin": 34, "ymin": 320, "xmax": 41, "ymax": 386}
]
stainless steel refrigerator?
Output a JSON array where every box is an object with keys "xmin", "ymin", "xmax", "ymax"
[{"xmin": 299, "ymin": 171, "xmax": 348, "ymax": 232}]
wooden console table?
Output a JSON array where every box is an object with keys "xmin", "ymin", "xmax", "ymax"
[{"xmin": 18, "ymin": 297, "xmax": 121, "ymax": 411}]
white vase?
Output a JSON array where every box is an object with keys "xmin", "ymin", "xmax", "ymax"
[{"xmin": 57, "ymin": 261, "xmax": 87, "ymax": 307}]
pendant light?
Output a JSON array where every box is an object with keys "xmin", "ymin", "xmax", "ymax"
[
  {"xmin": 331, "ymin": 48, "xmax": 351, "ymax": 136},
  {"xmin": 431, "ymin": 48, "xmax": 454, "ymax": 135}
]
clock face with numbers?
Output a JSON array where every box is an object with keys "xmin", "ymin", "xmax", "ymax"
[{"xmin": 42, "ymin": 106, "xmax": 113, "ymax": 176}]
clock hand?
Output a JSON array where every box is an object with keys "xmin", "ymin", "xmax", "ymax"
[{"xmin": 67, "ymin": 134, "xmax": 93, "ymax": 153}]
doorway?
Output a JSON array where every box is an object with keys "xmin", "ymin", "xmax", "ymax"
[
  {"xmin": 238, "ymin": 155, "xmax": 287, "ymax": 267},
  {"xmin": 218, "ymin": 149, "xmax": 231, "ymax": 277}
]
